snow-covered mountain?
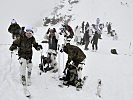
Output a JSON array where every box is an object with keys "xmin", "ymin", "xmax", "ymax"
[{"xmin": 0, "ymin": 0, "xmax": 133, "ymax": 100}]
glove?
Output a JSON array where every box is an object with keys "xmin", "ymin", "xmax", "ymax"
[
  {"xmin": 9, "ymin": 46, "xmax": 17, "ymax": 51},
  {"xmin": 37, "ymin": 45, "xmax": 43, "ymax": 50}
]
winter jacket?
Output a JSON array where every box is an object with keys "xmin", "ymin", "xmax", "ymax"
[
  {"xmin": 9, "ymin": 35, "xmax": 39, "ymax": 60},
  {"xmin": 64, "ymin": 44, "xmax": 86, "ymax": 66},
  {"xmin": 8, "ymin": 23, "xmax": 21, "ymax": 35},
  {"xmin": 91, "ymin": 32, "xmax": 99, "ymax": 44},
  {"xmin": 48, "ymin": 35, "xmax": 58, "ymax": 50},
  {"xmin": 83, "ymin": 29, "xmax": 91, "ymax": 42}
]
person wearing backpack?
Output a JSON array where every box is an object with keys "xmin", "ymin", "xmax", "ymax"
[
  {"xmin": 62, "ymin": 43, "xmax": 86, "ymax": 87},
  {"xmin": 9, "ymin": 26, "xmax": 42, "ymax": 86},
  {"xmin": 8, "ymin": 19, "xmax": 21, "ymax": 39}
]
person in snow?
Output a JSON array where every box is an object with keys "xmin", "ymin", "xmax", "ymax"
[
  {"xmin": 8, "ymin": 19, "xmax": 21, "ymax": 39},
  {"xmin": 45, "ymin": 28, "xmax": 59, "ymax": 73},
  {"xmin": 74, "ymin": 25, "xmax": 82, "ymax": 45},
  {"xmin": 81, "ymin": 21, "xmax": 85, "ymax": 33},
  {"xmin": 112, "ymin": 30, "xmax": 118, "ymax": 40},
  {"xmin": 62, "ymin": 43, "xmax": 86, "ymax": 87},
  {"xmin": 83, "ymin": 26, "xmax": 92, "ymax": 50},
  {"xmin": 107, "ymin": 22, "xmax": 112, "ymax": 35},
  {"xmin": 60, "ymin": 24, "xmax": 74, "ymax": 43},
  {"xmin": 85, "ymin": 22, "xmax": 90, "ymax": 32},
  {"xmin": 91, "ymin": 31, "xmax": 100, "ymax": 51},
  {"xmin": 95, "ymin": 18, "xmax": 102, "ymax": 39},
  {"xmin": 9, "ymin": 26, "xmax": 42, "ymax": 86}
]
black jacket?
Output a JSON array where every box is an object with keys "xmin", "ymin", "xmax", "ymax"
[{"xmin": 8, "ymin": 23, "xmax": 21, "ymax": 35}]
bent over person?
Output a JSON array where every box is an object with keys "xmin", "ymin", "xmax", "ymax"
[{"xmin": 62, "ymin": 43, "xmax": 86, "ymax": 88}]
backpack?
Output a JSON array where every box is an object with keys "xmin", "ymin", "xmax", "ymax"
[{"xmin": 111, "ymin": 49, "xmax": 118, "ymax": 55}]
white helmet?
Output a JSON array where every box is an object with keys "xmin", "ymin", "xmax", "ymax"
[{"xmin": 24, "ymin": 25, "xmax": 33, "ymax": 33}]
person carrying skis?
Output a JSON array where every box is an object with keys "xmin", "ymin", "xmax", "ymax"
[
  {"xmin": 8, "ymin": 19, "xmax": 21, "ymax": 39},
  {"xmin": 44, "ymin": 28, "xmax": 59, "ymax": 73},
  {"xmin": 62, "ymin": 43, "xmax": 86, "ymax": 87},
  {"xmin": 9, "ymin": 26, "xmax": 42, "ymax": 86}
]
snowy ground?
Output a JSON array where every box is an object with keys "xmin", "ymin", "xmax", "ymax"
[
  {"xmin": 0, "ymin": 0, "xmax": 133, "ymax": 100},
  {"xmin": 0, "ymin": 27, "xmax": 133, "ymax": 100}
]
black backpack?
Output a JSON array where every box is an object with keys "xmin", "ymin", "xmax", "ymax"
[{"xmin": 111, "ymin": 49, "xmax": 118, "ymax": 55}]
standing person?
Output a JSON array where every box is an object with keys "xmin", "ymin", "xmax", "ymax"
[
  {"xmin": 59, "ymin": 24, "xmax": 74, "ymax": 44},
  {"xmin": 83, "ymin": 27, "xmax": 91, "ymax": 50},
  {"xmin": 91, "ymin": 31, "xmax": 100, "ymax": 51},
  {"xmin": 9, "ymin": 26, "xmax": 42, "ymax": 86},
  {"xmin": 62, "ymin": 43, "xmax": 86, "ymax": 87},
  {"xmin": 107, "ymin": 22, "xmax": 112, "ymax": 35},
  {"xmin": 8, "ymin": 19, "xmax": 21, "ymax": 39},
  {"xmin": 74, "ymin": 25, "xmax": 82, "ymax": 45},
  {"xmin": 112, "ymin": 30, "xmax": 118, "ymax": 40},
  {"xmin": 81, "ymin": 21, "xmax": 85, "ymax": 33},
  {"xmin": 45, "ymin": 28, "xmax": 59, "ymax": 72},
  {"xmin": 63, "ymin": 24, "xmax": 74, "ymax": 38},
  {"xmin": 95, "ymin": 18, "xmax": 102, "ymax": 39},
  {"xmin": 85, "ymin": 22, "xmax": 89, "ymax": 32}
]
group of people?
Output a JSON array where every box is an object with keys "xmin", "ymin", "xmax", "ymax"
[
  {"xmin": 8, "ymin": 19, "xmax": 86, "ymax": 89},
  {"xmin": 8, "ymin": 18, "xmax": 117, "ymax": 89},
  {"xmin": 74, "ymin": 19, "xmax": 102, "ymax": 51}
]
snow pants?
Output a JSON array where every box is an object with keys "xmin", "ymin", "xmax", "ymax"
[{"xmin": 19, "ymin": 58, "xmax": 32, "ymax": 77}]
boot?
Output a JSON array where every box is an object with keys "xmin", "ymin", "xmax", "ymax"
[{"xmin": 75, "ymin": 79, "xmax": 83, "ymax": 88}]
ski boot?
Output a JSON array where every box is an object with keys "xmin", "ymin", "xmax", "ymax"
[{"xmin": 75, "ymin": 79, "xmax": 83, "ymax": 91}]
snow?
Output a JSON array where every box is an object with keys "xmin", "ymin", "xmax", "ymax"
[{"xmin": 0, "ymin": 0, "xmax": 133, "ymax": 100}]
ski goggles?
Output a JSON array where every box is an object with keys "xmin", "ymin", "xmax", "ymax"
[{"xmin": 25, "ymin": 29, "xmax": 33, "ymax": 33}]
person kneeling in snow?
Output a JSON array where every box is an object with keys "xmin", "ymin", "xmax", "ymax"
[
  {"xmin": 62, "ymin": 43, "xmax": 86, "ymax": 88},
  {"xmin": 9, "ymin": 26, "xmax": 42, "ymax": 86}
]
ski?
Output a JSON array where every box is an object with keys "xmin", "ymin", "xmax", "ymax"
[{"xmin": 23, "ymin": 86, "xmax": 31, "ymax": 98}]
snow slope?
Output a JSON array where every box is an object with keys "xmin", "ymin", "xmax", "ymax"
[{"xmin": 0, "ymin": 0, "xmax": 133, "ymax": 100}]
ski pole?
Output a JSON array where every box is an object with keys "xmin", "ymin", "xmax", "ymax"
[
  {"xmin": 128, "ymin": 41, "xmax": 132, "ymax": 55},
  {"xmin": 10, "ymin": 51, "xmax": 13, "ymax": 73}
]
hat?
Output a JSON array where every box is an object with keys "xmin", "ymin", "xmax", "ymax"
[
  {"xmin": 24, "ymin": 25, "xmax": 33, "ymax": 33},
  {"xmin": 11, "ymin": 19, "xmax": 17, "ymax": 24}
]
